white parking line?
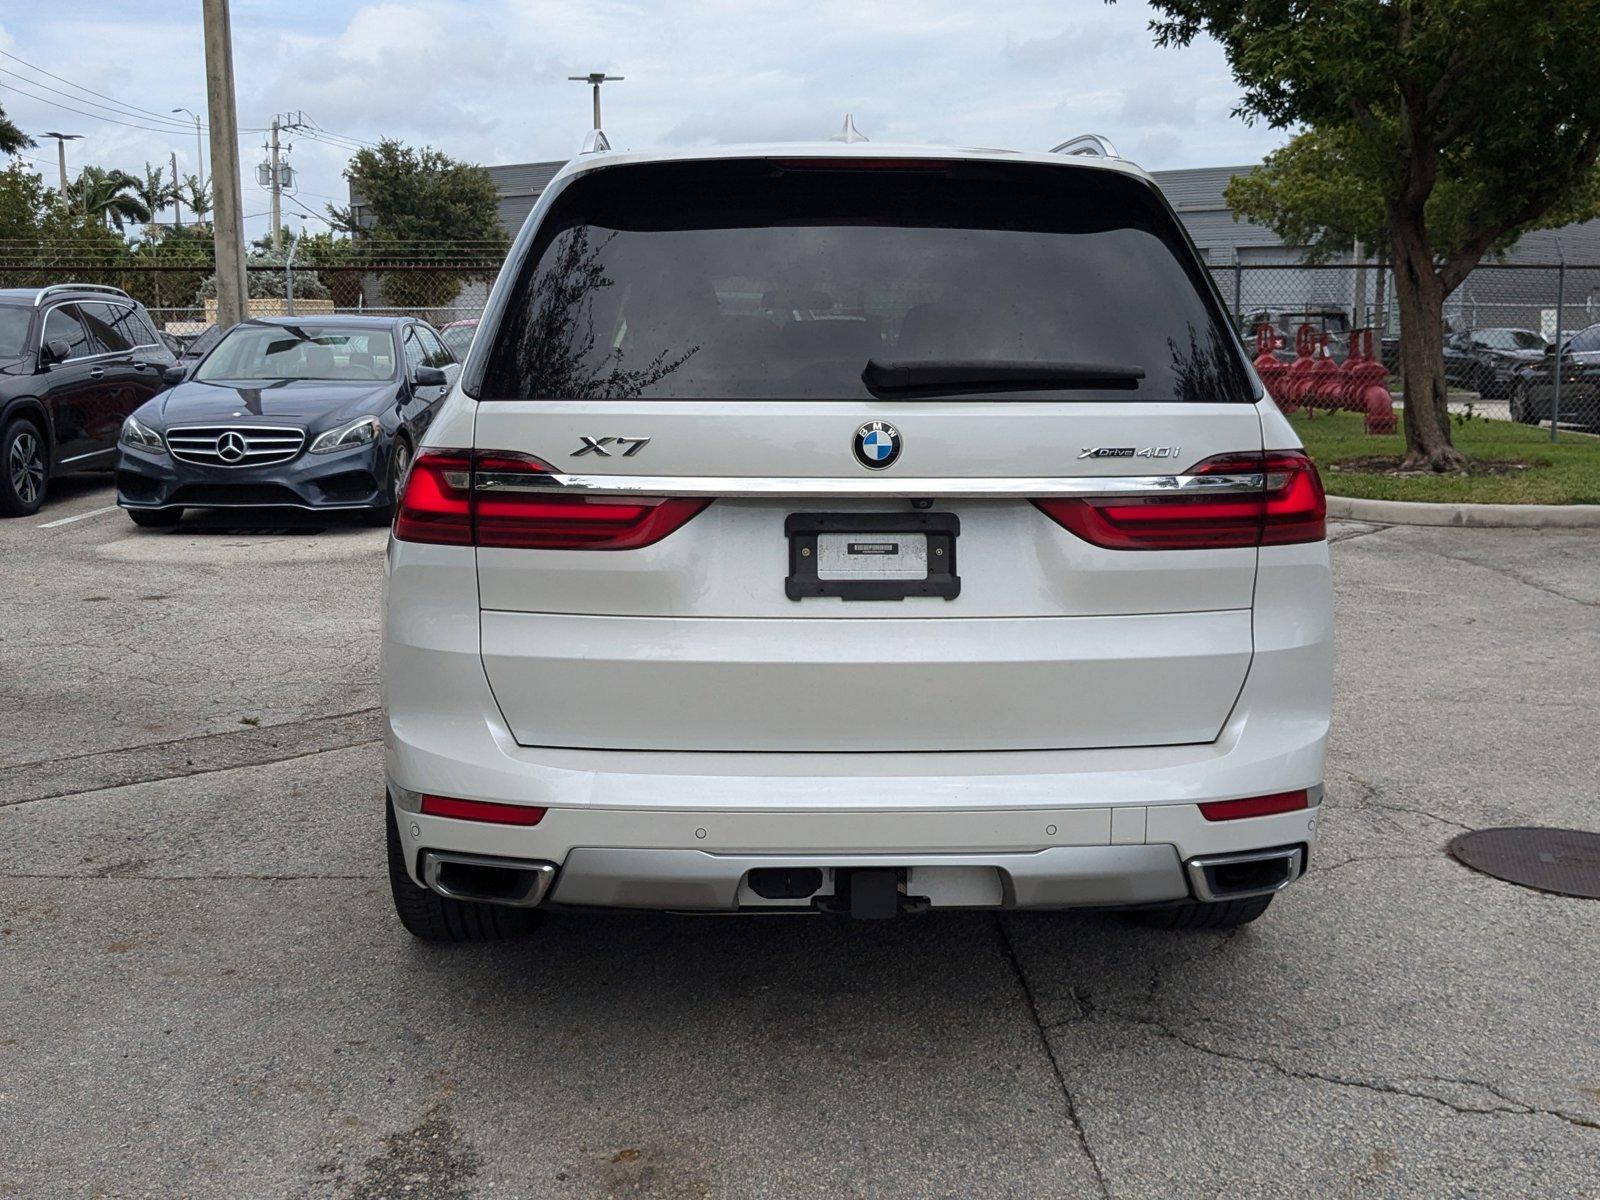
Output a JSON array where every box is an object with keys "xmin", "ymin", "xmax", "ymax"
[{"xmin": 37, "ymin": 505, "xmax": 119, "ymax": 529}]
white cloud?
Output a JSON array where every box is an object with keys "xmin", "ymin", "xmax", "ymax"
[{"xmin": 0, "ymin": 0, "xmax": 1289, "ymax": 241}]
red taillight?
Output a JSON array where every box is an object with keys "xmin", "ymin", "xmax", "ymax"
[
  {"xmin": 1198, "ymin": 790, "xmax": 1310, "ymax": 821},
  {"xmin": 1032, "ymin": 450, "xmax": 1325, "ymax": 550},
  {"xmin": 1257, "ymin": 450, "xmax": 1328, "ymax": 546},
  {"xmin": 393, "ymin": 450, "xmax": 709, "ymax": 550},
  {"xmin": 420, "ymin": 794, "xmax": 547, "ymax": 825},
  {"xmin": 393, "ymin": 451, "xmax": 473, "ymax": 545},
  {"xmin": 473, "ymin": 452, "xmax": 710, "ymax": 550}
]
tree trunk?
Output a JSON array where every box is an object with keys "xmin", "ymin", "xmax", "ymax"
[{"xmin": 1389, "ymin": 213, "xmax": 1467, "ymax": 470}]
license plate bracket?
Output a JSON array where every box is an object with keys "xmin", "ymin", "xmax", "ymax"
[{"xmin": 785, "ymin": 512, "xmax": 960, "ymax": 601}]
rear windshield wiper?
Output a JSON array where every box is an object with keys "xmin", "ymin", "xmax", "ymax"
[{"xmin": 863, "ymin": 358, "xmax": 1146, "ymax": 396}]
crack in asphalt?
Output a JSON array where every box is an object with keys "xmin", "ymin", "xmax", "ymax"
[
  {"xmin": 1423, "ymin": 545, "xmax": 1600, "ymax": 610},
  {"xmin": 1308, "ymin": 851, "xmax": 1440, "ymax": 877},
  {"xmin": 1328, "ymin": 522, "xmax": 1392, "ymax": 544},
  {"xmin": 2, "ymin": 709, "xmax": 382, "ymax": 808},
  {"xmin": 1, "ymin": 706, "xmax": 380, "ymax": 771},
  {"xmin": 993, "ymin": 915, "xmax": 1112, "ymax": 1199},
  {"xmin": 2, "ymin": 738, "xmax": 382, "ymax": 809},
  {"xmin": 1104, "ymin": 1013, "xmax": 1599, "ymax": 1133},
  {"xmin": 1335, "ymin": 772, "xmax": 1477, "ymax": 834},
  {"xmin": 1045, "ymin": 988, "xmax": 1600, "ymax": 1134}
]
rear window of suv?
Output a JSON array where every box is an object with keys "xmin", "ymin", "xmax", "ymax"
[{"xmin": 473, "ymin": 158, "xmax": 1254, "ymax": 403}]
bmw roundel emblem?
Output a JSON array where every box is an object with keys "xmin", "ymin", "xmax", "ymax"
[{"xmin": 853, "ymin": 420, "xmax": 901, "ymax": 470}]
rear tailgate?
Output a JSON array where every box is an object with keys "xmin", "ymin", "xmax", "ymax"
[
  {"xmin": 473, "ymin": 400, "xmax": 1263, "ymax": 751},
  {"xmin": 463, "ymin": 154, "xmax": 1269, "ymax": 753}
]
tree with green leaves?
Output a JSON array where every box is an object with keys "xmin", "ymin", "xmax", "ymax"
[
  {"xmin": 65, "ymin": 166, "xmax": 151, "ymax": 233},
  {"xmin": 0, "ymin": 161, "xmax": 48, "ymax": 241},
  {"xmin": 0, "ymin": 102, "xmax": 30, "ymax": 156},
  {"xmin": 1133, "ymin": 1, "xmax": 1600, "ymax": 470},
  {"xmin": 293, "ymin": 229, "xmax": 365, "ymax": 308},
  {"xmin": 131, "ymin": 163, "xmax": 177, "ymax": 228},
  {"xmin": 329, "ymin": 139, "xmax": 507, "ymax": 311},
  {"xmin": 180, "ymin": 174, "xmax": 212, "ymax": 224},
  {"xmin": 0, "ymin": 161, "xmax": 133, "ymax": 289}
]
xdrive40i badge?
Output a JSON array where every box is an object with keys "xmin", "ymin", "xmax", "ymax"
[{"xmin": 1077, "ymin": 445, "xmax": 1182, "ymax": 460}]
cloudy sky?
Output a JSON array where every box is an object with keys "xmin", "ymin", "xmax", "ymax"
[{"xmin": 0, "ymin": 0, "xmax": 1290, "ymax": 241}]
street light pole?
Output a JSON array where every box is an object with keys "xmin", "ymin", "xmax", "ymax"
[
  {"xmin": 171, "ymin": 107, "xmax": 206, "ymax": 186},
  {"xmin": 567, "ymin": 73, "xmax": 623, "ymax": 130},
  {"xmin": 40, "ymin": 132, "xmax": 82, "ymax": 200}
]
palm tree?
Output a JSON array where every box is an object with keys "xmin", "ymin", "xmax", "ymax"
[
  {"xmin": 65, "ymin": 166, "xmax": 151, "ymax": 232},
  {"xmin": 131, "ymin": 163, "xmax": 177, "ymax": 227},
  {"xmin": 181, "ymin": 173, "xmax": 212, "ymax": 224}
]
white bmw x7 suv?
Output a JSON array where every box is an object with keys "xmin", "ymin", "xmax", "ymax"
[{"xmin": 381, "ymin": 137, "xmax": 1332, "ymax": 941}]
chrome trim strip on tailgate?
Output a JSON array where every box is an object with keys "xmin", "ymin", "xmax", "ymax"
[{"xmin": 473, "ymin": 471, "xmax": 1266, "ymax": 499}]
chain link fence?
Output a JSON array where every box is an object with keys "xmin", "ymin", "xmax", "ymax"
[
  {"xmin": 1209, "ymin": 261, "xmax": 1600, "ymax": 436},
  {"xmin": 2, "ymin": 254, "xmax": 1596, "ymax": 436},
  {"xmin": 0, "ymin": 255, "xmax": 500, "ymax": 339}
]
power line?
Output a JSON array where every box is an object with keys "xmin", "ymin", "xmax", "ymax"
[
  {"xmin": 297, "ymin": 129, "xmax": 370, "ymax": 155},
  {"xmin": 0, "ymin": 47, "xmax": 189, "ymax": 124},
  {"xmin": 282, "ymin": 192, "xmax": 333, "ymax": 225},
  {"xmin": 0, "ymin": 75, "xmax": 260, "ymax": 138},
  {"xmin": 0, "ymin": 68, "xmax": 202, "ymax": 133},
  {"xmin": 302, "ymin": 114, "xmax": 378, "ymax": 148}
]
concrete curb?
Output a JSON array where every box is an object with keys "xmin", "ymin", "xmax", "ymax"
[{"xmin": 1327, "ymin": 495, "xmax": 1600, "ymax": 528}]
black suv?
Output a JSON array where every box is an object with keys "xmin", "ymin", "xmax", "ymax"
[{"xmin": 0, "ymin": 284, "xmax": 177, "ymax": 516}]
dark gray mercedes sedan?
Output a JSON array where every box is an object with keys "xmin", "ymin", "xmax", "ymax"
[{"xmin": 115, "ymin": 315, "xmax": 458, "ymax": 527}]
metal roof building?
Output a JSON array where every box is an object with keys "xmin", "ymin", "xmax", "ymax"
[
  {"xmin": 351, "ymin": 153, "xmax": 1600, "ymax": 335},
  {"xmin": 1149, "ymin": 164, "xmax": 1600, "ymax": 265}
]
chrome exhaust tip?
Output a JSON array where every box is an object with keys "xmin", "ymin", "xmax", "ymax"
[
  {"xmin": 420, "ymin": 851, "xmax": 557, "ymax": 908},
  {"xmin": 1185, "ymin": 845, "xmax": 1304, "ymax": 903}
]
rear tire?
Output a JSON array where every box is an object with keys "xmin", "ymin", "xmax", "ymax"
[
  {"xmin": 1129, "ymin": 892, "xmax": 1275, "ymax": 931},
  {"xmin": 128, "ymin": 507, "xmax": 183, "ymax": 528},
  {"xmin": 1509, "ymin": 383, "xmax": 1537, "ymax": 425},
  {"xmin": 1, "ymin": 418, "xmax": 48, "ymax": 517},
  {"xmin": 385, "ymin": 799, "xmax": 540, "ymax": 942}
]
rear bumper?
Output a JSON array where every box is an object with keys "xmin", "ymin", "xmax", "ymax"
[
  {"xmin": 390, "ymin": 791, "xmax": 1315, "ymax": 910},
  {"xmin": 384, "ymin": 539, "xmax": 1331, "ymax": 910}
]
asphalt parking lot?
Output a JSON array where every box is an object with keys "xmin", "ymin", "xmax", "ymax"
[{"xmin": 2, "ymin": 480, "xmax": 1597, "ymax": 1200}]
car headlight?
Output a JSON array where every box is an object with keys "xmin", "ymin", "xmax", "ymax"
[
  {"xmin": 119, "ymin": 415, "xmax": 166, "ymax": 454},
  {"xmin": 308, "ymin": 416, "xmax": 382, "ymax": 454}
]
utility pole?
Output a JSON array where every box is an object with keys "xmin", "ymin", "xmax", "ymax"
[
  {"xmin": 41, "ymin": 132, "xmax": 82, "ymax": 200},
  {"xmin": 202, "ymin": 0, "xmax": 248, "ymax": 328},
  {"xmin": 258, "ymin": 113, "xmax": 303, "ymax": 252},
  {"xmin": 269, "ymin": 115, "xmax": 281, "ymax": 250},
  {"xmin": 171, "ymin": 151, "xmax": 182, "ymax": 228},
  {"xmin": 568, "ymin": 73, "xmax": 623, "ymax": 130}
]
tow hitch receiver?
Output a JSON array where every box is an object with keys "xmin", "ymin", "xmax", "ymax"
[{"xmin": 816, "ymin": 868, "xmax": 926, "ymax": 919}]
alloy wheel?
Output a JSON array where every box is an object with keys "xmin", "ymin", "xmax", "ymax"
[
  {"xmin": 9, "ymin": 429, "xmax": 44, "ymax": 506},
  {"xmin": 392, "ymin": 441, "xmax": 412, "ymax": 504}
]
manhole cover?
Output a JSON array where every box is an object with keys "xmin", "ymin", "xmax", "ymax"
[{"xmin": 1449, "ymin": 827, "xmax": 1600, "ymax": 899}]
